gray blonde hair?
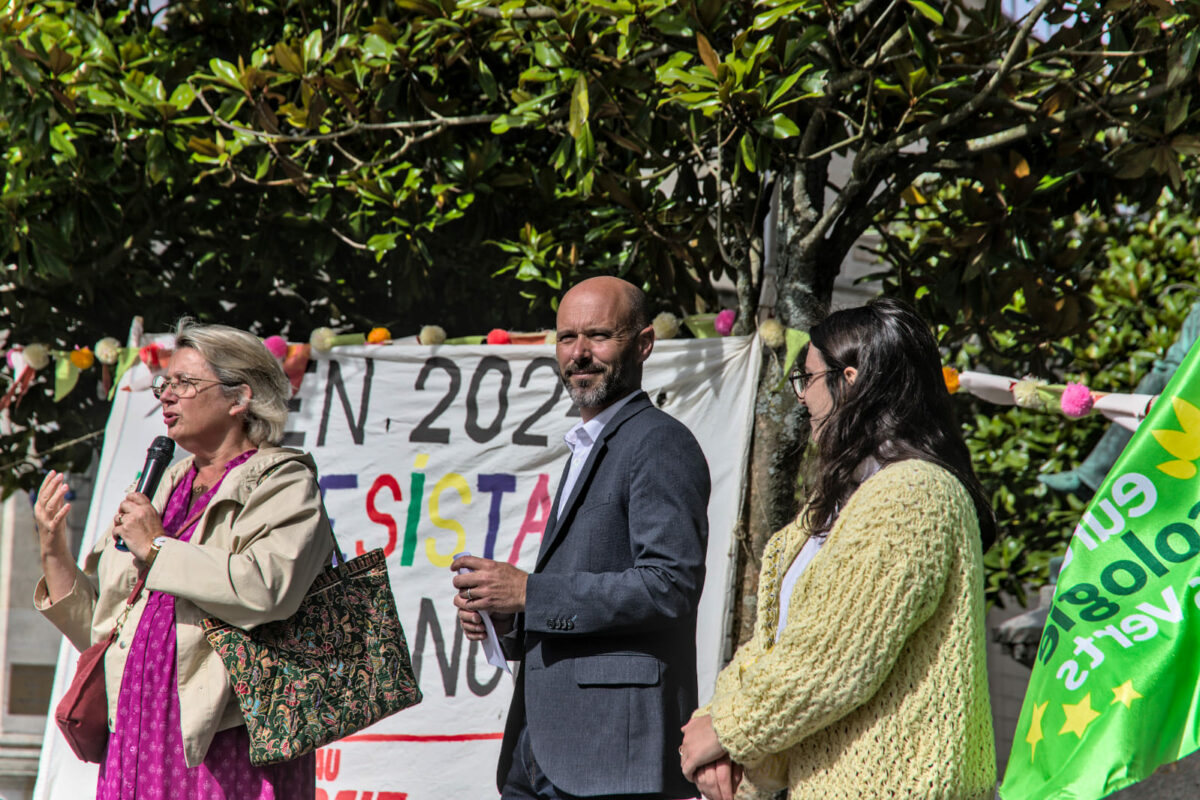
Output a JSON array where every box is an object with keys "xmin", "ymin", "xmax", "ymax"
[{"xmin": 173, "ymin": 319, "xmax": 290, "ymax": 446}]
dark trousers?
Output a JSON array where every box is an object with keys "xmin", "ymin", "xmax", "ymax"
[{"xmin": 500, "ymin": 725, "xmax": 678, "ymax": 800}]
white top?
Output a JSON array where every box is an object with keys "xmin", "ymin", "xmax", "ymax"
[
  {"xmin": 776, "ymin": 536, "xmax": 824, "ymax": 641},
  {"xmin": 776, "ymin": 456, "xmax": 884, "ymax": 640},
  {"xmin": 557, "ymin": 390, "xmax": 639, "ymax": 520}
]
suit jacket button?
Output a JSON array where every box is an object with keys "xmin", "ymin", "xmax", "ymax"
[{"xmin": 547, "ymin": 618, "xmax": 555, "ymax": 628}]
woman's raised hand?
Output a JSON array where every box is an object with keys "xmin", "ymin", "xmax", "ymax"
[
  {"xmin": 34, "ymin": 471, "xmax": 73, "ymax": 558},
  {"xmin": 34, "ymin": 471, "xmax": 77, "ymax": 603}
]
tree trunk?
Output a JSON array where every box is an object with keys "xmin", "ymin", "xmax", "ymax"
[{"xmin": 730, "ymin": 160, "xmax": 837, "ymax": 646}]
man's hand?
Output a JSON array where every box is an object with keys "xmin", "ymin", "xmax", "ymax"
[{"xmin": 450, "ymin": 555, "xmax": 527, "ymax": 639}]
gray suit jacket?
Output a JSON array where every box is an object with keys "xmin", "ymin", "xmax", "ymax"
[{"xmin": 497, "ymin": 392, "xmax": 711, "ymax": 797}]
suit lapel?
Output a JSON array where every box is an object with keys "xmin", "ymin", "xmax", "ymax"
[{"xmin": 534, "ymin": 392, "xmax": 651, "ymax": 570}]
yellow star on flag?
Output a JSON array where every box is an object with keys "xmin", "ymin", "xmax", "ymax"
[
  {"xmin": 1060, "ymin": 693, "xmax": 1101, "ymax": 738},
  {"xmin": 1026, "ymin": 701, "xmax": 1048, "ymax": 761},
  {"xmin": 1111, "ymin": 680, "xmax": 1143, "ymax": 708}
]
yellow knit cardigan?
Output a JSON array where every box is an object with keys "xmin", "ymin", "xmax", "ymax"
[{"xmin": 705, "ymin": 459, "xmax": 996, "ymax": 799}]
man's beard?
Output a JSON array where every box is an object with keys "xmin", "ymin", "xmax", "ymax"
[{"xmin": 563, "ymin": 355, "xmax": 633, "ymax": 409}]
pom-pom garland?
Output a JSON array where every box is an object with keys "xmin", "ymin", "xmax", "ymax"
[
  {"xmin": 942, "ymin": 366, "xmax": 960, "ymax": 394},
  {"xmin": 70, "ymin": 348, "xmax": 95, "ymax": 370},
  {"xmin": 310, "ymin": 327, "xmax": 336, "ymax": 352},
  {"xmin": 1061, "ymin": 382, "xmax": 1094, "ymax": 418},
  {"xmin": 419, "ymin": 325, "xmax": 447, "ymax": 346},
  {"xmin": 652, "ymin": 312, "xmax": 681, "ymax": 340},
  {"xmin": 1012, "ymin": 378, "xmax": 1046, "ymax": 410},
  {"xmin": 22, "ymin": 344, "xmax": 50, "ymax": 370},
  {"xmin": 759, "ymin": 319, "xmax": 785, "ymax": 349},
  {"xmin": 262, "ymin": 335, "xmax": 288, "ymax": 360},
  {"xmin": 95, "ymin": 337, "xmax": 121, "ymax": 365},
  {"xmin": 714, "ymin": 309, "xmax": 737, "ymax": 336},
  {"xmin": 487, "ymin": 329, "xmax": 511, "ymax": 345},
  {"xmin": 367, "ymin": 327, "xmax": 392, "ymax": 344}
]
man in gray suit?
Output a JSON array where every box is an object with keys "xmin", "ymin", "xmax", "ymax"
[{"xmin": 452, "ymin": 276, "xmax": 711, "ymax": 800}]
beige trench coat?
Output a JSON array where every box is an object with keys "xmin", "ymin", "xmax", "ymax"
[{"xmin": 36, "ymin": 446, "xmax": 334, "ymax": 767}]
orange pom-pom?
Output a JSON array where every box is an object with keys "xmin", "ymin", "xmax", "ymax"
[
  {"xmin": 942, "ymin": 366, "xmax": 960, "ymax": 394},
  {"xmin": 487, "ymin": 329, "xmax": 511, "ymax": 345},
  {"xmin": 367, "ymin": 327, "xmax": 391, "ymax": 344},
  {"xmin": 70, "ymin": 347, "xmax": 95, "ymax": 370}
]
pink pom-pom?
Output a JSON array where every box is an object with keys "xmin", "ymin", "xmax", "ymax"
[
  {"xmin": 263, "ymin": 335, "xmax": 288, "ymax": 360},
  {"xmin": 714, "ymin": 309, "xmax": 737, "ymax": 336},
  {"xmin": 1061, "ymin": 382, "xmax": 1094, "ymax": 418},
  {"xmin": 487, "ymin": 329, "xmax": 511, "ymax": 345}
]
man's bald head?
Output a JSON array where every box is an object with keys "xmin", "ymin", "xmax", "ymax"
[
  {"xmin": 559, "ymin": 277, "xmax": 650, "ymax": 333},
  {"xmin": 555, "ymin": 276, "xmax": 655, "ymax": 420}
]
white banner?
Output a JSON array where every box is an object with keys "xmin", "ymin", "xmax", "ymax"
[{"xmin": 35, "ymin": 336, "xmax": 761, "ymax": 800}]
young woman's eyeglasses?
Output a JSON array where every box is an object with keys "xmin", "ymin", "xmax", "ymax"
[
  {"xmin": 151, "ymin": 375, "xmax": 234, "ymax": 399},
  {"xmin": 788, "ymin": 368, "xmax": 838, "ymax": 396}
]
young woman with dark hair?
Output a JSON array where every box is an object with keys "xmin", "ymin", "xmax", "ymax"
[{"xmin": 679, "ymin": 297, "xmax": 997, "ymax": 800}]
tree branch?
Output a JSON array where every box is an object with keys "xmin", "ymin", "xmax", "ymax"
[
  {"xmin": 194, "ymin": 87, "xmax": 498, "ymax": 144},
  {"xmin": 473, "ymin": 4, "xmax": 558, "ymax": 19},
  {"xmin": 952, "ymin": 76, "xmax": 1172, "ymax": 155},
  {"xmin": 865, "ymin": 0, "xmax": 1055, "ymax": 166}
]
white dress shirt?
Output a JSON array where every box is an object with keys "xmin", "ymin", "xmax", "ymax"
[{"xmin": 557, "ymin": 390, "xmax": 639, "ymax": 520}]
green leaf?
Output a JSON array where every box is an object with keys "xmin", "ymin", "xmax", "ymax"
[
  {"xmin": 739, "ymin": 131, "xmax": 757, "ymax": 172},
  {"xmin": 48, "ymin": 125, "xmax": 77, "ymax": 159},
  {"xmin": 753, "ymin": 1, "xmax": 809, "ymax": 30},
  {"xmin": 477, "ymin": 59, "xmax": 498, "ymax": 101},
  {"xmin": 209, "ymin": 58, "xmax": 243, "ymax": 90},
  {"xmin": 779, "ymin": 328, "xmax": 810, "ymax": 389},
  {"xmin": 754, "ymin": 113, "xmax": 800, "ymax": 139},
  {"xmin": 274, "ymin": 42, "xmax": 304, "ymax": 73},
  {"xmin": 905, "ymin": 0, "xmax": 944, "ymax": 24},
  {"xmin": 490, "ymin": 114, "xmax": 525, "ymax": 134},
  {"xmin": 765, "ymin": 67, "xmax": 807, "ymax": 110},
  {"xmin": 169, "ymin": 83, "xmax": 196, "ymax": 110},
  {"xmin": 143, "ymin": 74, "xmax": 166, "ymax": 103},
  {"xmin": 303, "ymin": 30, "xmax": 324, "ymax": 69},
  {"xmin": 1165, "ymin": 93, "xmax": 1189, "ymax": 134},
  {"xmin": 568, "ymin": 74, "xmax": 590, "ymax": 139}
]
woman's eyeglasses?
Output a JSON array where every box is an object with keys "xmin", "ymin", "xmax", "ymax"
[
  {"xmin": 151, "ymin": 375, "xmax": 234, "ymax": 399},
  {"xmin": 788, "ymin": 368, "xmax": 838, "ymax": 396}
]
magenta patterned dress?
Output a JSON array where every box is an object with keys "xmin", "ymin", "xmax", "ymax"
[{"xmin": 97, "ymin": 451, "xmax": 315, "ymax": 800}]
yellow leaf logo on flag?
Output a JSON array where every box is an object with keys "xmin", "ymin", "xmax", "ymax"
[{"xmin": 1153, "ymin": 397, "xmax": 1200, "ymax": 480}]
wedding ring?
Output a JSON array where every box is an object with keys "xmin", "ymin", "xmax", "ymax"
[
  {"xmin": 467, "ymin": 587, "xmax": 474, "ymax": 601},
  {"xmin": 116, "ymin": 514, "xmax": 123, "ymax": 525}
]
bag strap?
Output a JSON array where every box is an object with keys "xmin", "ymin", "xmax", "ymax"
[
  {"xmin": 107, "ymin": 573, "xmax": 146, "ymax": 642},
  {"xmin": 257, "ymin": 460, "xmax": 346, "ymax": 569},
  {"xmin": 106, "ymin": 499, "xmax": 210, "ymax": 642}
]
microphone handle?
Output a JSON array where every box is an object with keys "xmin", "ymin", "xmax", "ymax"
[{"xmin": 114, "ymin": 457, "xmax": 170, "ymax": 552}]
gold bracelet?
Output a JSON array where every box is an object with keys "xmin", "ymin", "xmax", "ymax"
[{"xmin": 143, "ymin": 539, "xmax": 164, "ymax": 569}]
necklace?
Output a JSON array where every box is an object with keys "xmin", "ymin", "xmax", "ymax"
[{"xmin": 192, "ymin": 482, "xmax": 208, "ymax": 496}]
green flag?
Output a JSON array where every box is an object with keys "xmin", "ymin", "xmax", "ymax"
[{"xmin": 1001, "ymin": 340, "xmax": 1200, "ymax": 799}]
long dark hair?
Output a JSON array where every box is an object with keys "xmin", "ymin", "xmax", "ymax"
[{"xmin": 802, "ymin": 297, "xmax": 997, "ymax": 550}]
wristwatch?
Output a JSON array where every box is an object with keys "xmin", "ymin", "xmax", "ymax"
[{"xmin": 143, "ymin": 536, "xmax": 168, "ymax": 569}]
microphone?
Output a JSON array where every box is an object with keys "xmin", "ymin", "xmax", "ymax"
[{"xmin": 114, "ymin": 436, "xmax": 176, "ymax": 552}]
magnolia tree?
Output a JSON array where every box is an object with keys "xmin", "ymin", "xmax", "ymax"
[{"xmin": 2, "ymin": 0, "xmax": 1198, "ymax": 619}]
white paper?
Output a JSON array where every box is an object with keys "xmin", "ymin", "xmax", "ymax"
[{"xmin": 455, "ymin": 551, "xmax": 512, "ymax": 674}]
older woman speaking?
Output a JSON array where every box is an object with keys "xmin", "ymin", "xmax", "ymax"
[{"xmin": 34, "ymin": 321, "xmax": 332, "ymax": 799}]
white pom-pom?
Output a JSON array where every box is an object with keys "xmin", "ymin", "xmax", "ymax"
[
  {"xmin": 759, "ymin": 319, "xmax": 786, "ymax": 349},
  {"xmin": 419, "ymin": 325, "xmax": 446, "ymax": 346},
  {"xmin": 95, "ymin": 337, "xmax": 121, "ymax": 365},
  {"xmin": 22, "ymin": 343, "xmax": 50, "ymax": 370},
  {"xmin": 652, "ymin": 312, "xmax": 680, "ymax": 340},
  {"xmin": 309, "ymin": 327, "xmax": 335, "ymax": 352}
]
